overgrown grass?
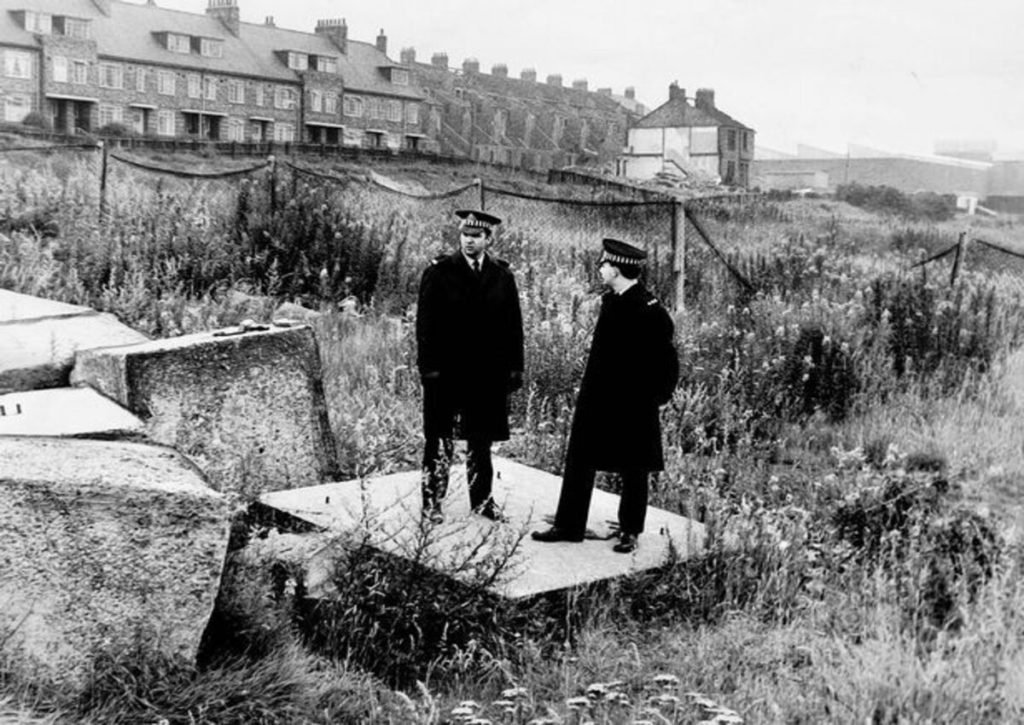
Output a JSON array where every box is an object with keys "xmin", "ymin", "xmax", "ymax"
[{"xmin": 3, "ymin": 149, "xmax": 1024, "ymax": 722}]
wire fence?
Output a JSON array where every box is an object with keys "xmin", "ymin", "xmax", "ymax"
[{"xmin": 2, "ymin": 139, "xmax": 782, "ymax": 313}]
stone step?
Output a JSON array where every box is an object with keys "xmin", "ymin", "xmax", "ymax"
[{"xmin": 0, "ymin": 387, "xmax": 143, "ymax": 438}]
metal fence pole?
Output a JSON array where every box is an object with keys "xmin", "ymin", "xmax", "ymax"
[
  {"xmin": 672, "ymin": 201, "xmax": 686, "ymax": 312},
  {"xmin": 950, "ymin": 230, "xmax": 966, "ymax": 286},
  {"xmin": 98, "ymin": 140, "xmax": 108, "ymax": 222}
]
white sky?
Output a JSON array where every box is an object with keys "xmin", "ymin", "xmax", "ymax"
[{"xmin": 150, "ymin": 0, "xmax": 1024, "ymax": 156}]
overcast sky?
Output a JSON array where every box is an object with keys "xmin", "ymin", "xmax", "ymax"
[{"xmin": 151, "ymin": 0, "xmax": 1023, "ymax": 157}]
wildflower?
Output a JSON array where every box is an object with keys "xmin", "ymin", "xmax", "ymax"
[
  {"xmin": 451, "ymin": 705, "xmax": 475, "ymax": 719},
  {"xmin": 491, "ymin": 699, "xmax": 516, "ymax": 709},
  {"xmin": 502, "ymin": 686, "xmax": 529, "ymax": 699},
  {"xmin": 585, "ymin": 682, "xmax": 608, "ymax": 699},
  {"xmin": 459, "ymin": 700, "xmax": 482, "ymax": 711},
  {"xmin": 566, "ymin": 695, "xmax": 591, "ymax": 710},
  {"xmin": 652, "ymin": 673, "xmax": 680, "ymax": 688}
]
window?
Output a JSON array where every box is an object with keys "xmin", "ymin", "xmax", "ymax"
[
  {"xmin": 386, "ymin": 99, "xmax": 402, "ymax": 122},
  {"xmin": 316, "ymin": 56, "xmax": 337, "ymax": 74},
  {"xmin": 226, "ymin": 117, "xmax": 245, "ymax": 141},
  {"xmin": 391, "ymin": 68, "xmax": 409, "ymax": 85},
  {"xmin": 71, "ymin": 60, "xmax": 88, "ymax": 84},
  {"xmin": 98, "ymin": 104, "xmax": 123, "ymax": 127},
  {"xmin": 727, "ymin": 129, "xmax": 737, "ymax": 151},
  {"xmin": 309, "ymin": 90, "xmax": 322, "ymax": 113},
  {"xmin": 203, "ymin": 77, "xmax": 217, "ymax": 101},
  {"xmin": 199, "ymin": 38, "xmax": 223, "ymax": 58},
  {"xmin": 55, "ymin": 16, "xmax": 90, "ymax": 39},
  {"xmin": 4, "ymin": 95, "xmax": 30, "ymax": 123},
  {"xmin": 52, "ymin": 56, "xmax": 68, "ymax": 83},
  {"xmin": 742, "ymin": 131, "xmax": 750, "ymax": 151},
  {"xmin": 186, "ymin": 74, "xmax": 200, "ymax": 98},
  {"xmin": 167, "ymin": 33, "xmax": 190, "ymax": 53},
  {"xmin": 405, "ymin": 102, "xmax": 421, "ymax": 125},
  {"xmin": 274, "ymin": 86, "xmax": 296, "ymax": 110},
  {"xmin": 25, "ymin": 11, "xmax": 53, "ymax": 34},
  {"xmin": 324, "ymin": 94, "xmax": 337, "ymax": 115},
  {"xmin": 227, "ymin": 80, "xmax": 244, "ymax": 104},
  {"xmin": 135, "ymin": 67, "xmax": 147, "ymax": 93},
  {"xmin": 158, "ymin": 70, "xmax": 175, "ymax": 95},
  {"xmin": 4, "ymin": 51, "xmax": 31, "ymax": 79},
  {"xmin": 254, "ymin": 84, "xmax": 265, "ymax": 107},
  {"xmin": 273, "ymin": 122, "xmax": 295, "ymax": 142},
  {"xmin": 367, "ymin": 97, "xmax": 382, "ymax": 120},
  {"xmin": 493, "ymin": 109, "xmax": 506, "ymax": 138},
  {"xmin": 157, "ymin": 110, "xmax": 175, "ymax": 136},
  {"xmin": 99, "ymin": 63, "xmax": 123, "ymax": 89},
  {"xmin": 287, "ymin": 52, "xmax": 308, "ymax": 71},
  {"xmin": 343, "ymin": 95, "xmax": 363, "ymax": 117}
]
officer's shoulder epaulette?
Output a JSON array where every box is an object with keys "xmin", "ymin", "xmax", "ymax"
[
  {"xmin": 647, "ymin": 297, "xmax": 660, "ymax": 306},
  {"xmin": 429, "ymin": 253, "xmax": 447, "ymax": 266}
]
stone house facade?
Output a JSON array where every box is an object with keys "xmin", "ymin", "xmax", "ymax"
[
  {"xmin": 618, "ymin": 83, "xmax": 755, "ymax": 188},
  {"xmin": 0, "ymin": 0, "xmax": 434, "ymax": 151},
  {"xmin": 405, "ymin": 49, "xmax": 642, "ymax": 172}
]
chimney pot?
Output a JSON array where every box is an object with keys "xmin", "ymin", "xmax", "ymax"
[
  {"xmin": 624, "ymin": 86, "xmax": 636, "ymax": 100},
  {"xmin": 431, "ymin": 52, "xmax": 449, "ymax": 68},
  {"xmin": 521, "ymin": 68, "xmax": 537, "ymax": 82},
  {"xmin": 572, "ymin": 78, "xmax": 588, "ymax": 91},
  {"xmin": 376, "ymin": 28, "xmax": 387, "ymax": 55},
  {"xmin": 315, "ymin": 18, "xmax": 348, "ymax": 53},
  {"xmin": 695, "ymin": 88, "xmax": 716, "ymax": 109},
  {"xmin": 463, "ymin": 57, "xmax": 480, "ymax": 74},
  {"xmin": 669, "ymin": 82, "xmax": 686, "ymax": 102},
  {"xmin": 597, "ymin": 87, "xmax": 612, "ymax": 96},
  {"xmin": 546, "ymin": 73, "xmax": 563, "ymax": 87},
  {"xmin": 400, "ymin": 47, "xmax": 416, "ymax": 64},
  {"xmin": 492, "ymin": 63, "xmax": 508, "ymax": 78}
]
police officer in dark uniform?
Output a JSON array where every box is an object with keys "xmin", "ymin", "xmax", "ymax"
[
  {"xmin": 416, "ymin": 209, "xmax": 524, "ymax": 523},
  {"xmin": 532, "ymin": 238, "xmax": 678, "ymax": 553}
]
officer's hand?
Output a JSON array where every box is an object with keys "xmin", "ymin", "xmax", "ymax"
[{"xmin": 508, "ymin": 371, "xmax": 523, "ymax": 392}]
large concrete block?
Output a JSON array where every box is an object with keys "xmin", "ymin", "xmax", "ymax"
[
  {"xmin": 0, "ymin": 289, "xmax": 148, "ymax": 393},
  {"xmin": 0, "ymin": 437, "xmax": 231, "ymax": 691},
  {"xmin": 71, "ymin": 323, "xmax": 340, "ymax": 496}
]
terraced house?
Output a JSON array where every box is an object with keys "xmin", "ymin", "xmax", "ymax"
[{"xmin": 0, "ymin": 0, "xmax": 435, "ymax": 151}]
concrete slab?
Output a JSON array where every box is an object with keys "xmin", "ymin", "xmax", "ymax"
[
  {"xmin": 0, "ymin": 289, "xmax": 148, "ymax": 393},
  {"xmin": 0, "ymin": 436, "xmax": 231, "ymax": 691},
  {"xmin": 259, "ymin": 457, "xmax": 707, "ymax": 599},
  {"xmin": 0, "ymin": 387, "xmax": 144, "ymax": 437},
  {"xmin": 71, "ymin": 323, "xmax": 340, "ymax": 495}
]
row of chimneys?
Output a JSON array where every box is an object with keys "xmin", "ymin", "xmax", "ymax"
[
  {"xmin": 399, "ymin": 49, "xmax": 636, "ymax": 98},
  {"xmin": 203, "ymin": 2, "xmax": 642, "ymax": 101}
]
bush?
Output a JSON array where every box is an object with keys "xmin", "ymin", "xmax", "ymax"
[
  {"xmin": 96, "ymin": 122, "xmax": 132, "ymax": 137},
  {"xmin": 20, "ymin": 111, "xmax": 51, "ymax": 131}
]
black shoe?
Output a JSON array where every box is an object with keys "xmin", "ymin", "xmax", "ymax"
[
  {"xmin": 531, "ymin": 526, "xmax": 584, "ymax": 543},
  {"xmin": 612, "ymin": 533, "xmax": 638, "ymax": 553},
  {"xmin": 474, "ymin": 501, "xmax": 506, "ymax": 522}
]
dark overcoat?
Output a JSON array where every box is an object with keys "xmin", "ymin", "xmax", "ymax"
[
  {"xmin": 568, "ymin": 282, "xmax": 677, "ymax": 471},
  {"xmin": 416, "ymin": 252, "xmax": 524, "ymax": 441}
]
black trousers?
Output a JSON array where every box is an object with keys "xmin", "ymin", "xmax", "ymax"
[
  {"xmin": 422, "ymin": 435, "xmax": 494, "ymax": 512},
  {"xmin": 553, "ymin": 441, "xmax": 650, "ymax": 537}
]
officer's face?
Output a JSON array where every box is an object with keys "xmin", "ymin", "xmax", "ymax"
[
  {"xmin": 460, "ymin": 229, "xmax": 491, "ymax": 258},
  {"xmin": 598, "ymin": 259, "xmax": 618, "ymax": 286}
]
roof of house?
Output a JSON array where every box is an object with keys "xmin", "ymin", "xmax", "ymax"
[
  {"xmin": 1, "ymin": 0, "xmax": 423, "ymax": 98},
  {"xmin": 633, "ymin": 95, "xmax": 752, "ymax": 131}
]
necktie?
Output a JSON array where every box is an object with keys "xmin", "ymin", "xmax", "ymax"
[{"xmin": 472, "ymin": 260, "xmax": 480, "ymax": 274}]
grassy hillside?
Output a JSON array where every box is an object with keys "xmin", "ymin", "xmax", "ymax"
[{"xmin": 3, "ymin": 148, "xmax": 1024, "ymax": 723}]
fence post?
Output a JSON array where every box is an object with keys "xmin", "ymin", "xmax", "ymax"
[
  {"xmin": 267, "ymin": 154, "xmax": 277, "ymax": 212},
  {"xmin": 950, "ymin": 230, "xmax": 966, "ymax": 286},
  {"xmin": 474, "ymin": 178, "xmax": 485, "ymax": 210},
  {"xmin": 97, "ymin": 140, "xmax": 109, "ymax": 223},
  {"xmin": 672, "ymin": 201, "xmax": 686, "ymax": 312}
]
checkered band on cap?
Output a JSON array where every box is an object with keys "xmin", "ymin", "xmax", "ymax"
[
  {"xmin": 601, "ymin": 237, "xmax": 647, "ymax": 266},
  {"xmin": 455, "ymin": 208, "xmax": 502, "ymax": 232}
]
